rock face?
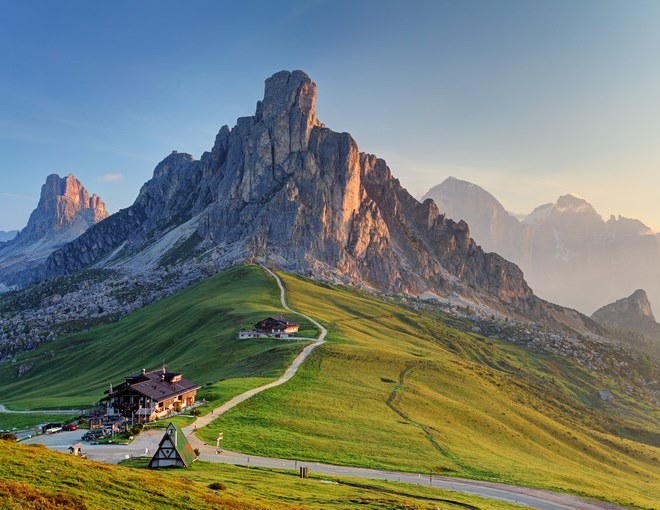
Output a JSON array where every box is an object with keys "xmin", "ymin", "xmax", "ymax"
[
  {"xmin": 17, "ymin": 174, "xmax": 107, "ymax": 244},
  {"xmin": 591, "ymin": 290, "xmax": 660, "ymax": 356},
  {"xmin": 0, "ymin": 174, "xmax": 107, "ymax": 288},
  {"xmin": 423, "ymin": 178, "xmax": 660, "ymax": 315},
  {"xmin": 592, "ymin": 290, "xmax": 659, "ymax": 334},
  {"xmin": 43, "ymin": 70, "xmax": 595, "ymax": 330},
  {"xmin": 593, "ymin": 289, "xmax": 655, "ymax": 323}
]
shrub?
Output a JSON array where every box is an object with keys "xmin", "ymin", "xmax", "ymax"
[
  {"xmin": 208, "ymin": 482, "xmax": 226, "ymax": 491},
  {"xmin": 0, "ymin": 432, "xmax": 17, "ymax": 441},
  {"xmin": 190, "ymin": 409, "xmax": 201, "ymax": 416},
  {"xmin": 194, "ymin": 448, "xmax": 200, "ymax": 457}
]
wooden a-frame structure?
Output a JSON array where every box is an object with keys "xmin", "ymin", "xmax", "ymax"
[{"xmin": 148, "ymin": 422, "xmax": 197, "ymax": 468}]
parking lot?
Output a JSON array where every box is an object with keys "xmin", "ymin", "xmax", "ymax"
[{"xmin": 22, "ymin": 428, "xmax": 164, "ymax": 463}]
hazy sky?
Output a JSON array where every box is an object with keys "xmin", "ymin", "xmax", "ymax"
[{"xmin": 2, "ymin": 0, "xmax": 660, "ymax": 231}]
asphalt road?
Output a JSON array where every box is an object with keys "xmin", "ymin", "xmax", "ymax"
[{"xmin": 198, "ymin": 449, "xmax": 623, "ymax": 510}]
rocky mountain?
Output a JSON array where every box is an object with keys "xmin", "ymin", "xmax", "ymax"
[
  {"xmin": 0, "ymin": 174, "xmax": 108, "ymax": 289},
  {"xmin": 592, "ymin": 289, "xmax": 655, "ymax": 324},
  {"xmin": 591, "ymin": 290, "xmax": 660, "ymax": 356},
  {"xmin": 591, "ymin": 289, "xmax": 660, "ymax": 332},
  {"xmin": 38, "ymin": 70, "xmax": 597, "ymax": 334},
  {"xmin": 423, "ymin": 178, "xmax": 660, "ymax": 315},
  {"xmin": 0, "ymin": 230, "xmax": 18, "ymax": 243}
]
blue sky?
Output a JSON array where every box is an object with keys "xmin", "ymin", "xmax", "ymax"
[{"xmin": 2, "ymin": 0, "xmax": 660, "ymax": 230}]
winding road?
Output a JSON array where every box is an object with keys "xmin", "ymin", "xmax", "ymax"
[{"xmin": 21, "ymin": 266, "xmax": 623, "ymax": 510}]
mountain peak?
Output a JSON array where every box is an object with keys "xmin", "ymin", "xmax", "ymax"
[
  {"xmin": 555, "ymin": 193, "xmax": 595, "ymax": 211},
  {"xmin": 592, "ymin": 289, "xmax": 655, "ymax": 323},
  {"xmin": 257, "ymin": 70, "xmax": 318, "ymax": 124},
  {"xmin": 45, "ymin": 71, "xmax": 541, "ymax": 317},
  {"xmin": 18, "ymin": 173, "xmax": 108, "ymax": 243},
  {"xmin": 628, "ymin": 289, "xmax": 655, "ymax": 319}
]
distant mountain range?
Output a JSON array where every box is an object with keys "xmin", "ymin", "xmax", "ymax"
[
  {"xmin": 0, "ymin": 174, "xmax": 107, "ymax": 289},
  {"xmin": 423, "ymin": 177, "xmax": 660, "ymax": 315},
  {"xmin": 0, "ymin": 230, "xmax": 18, "ymax": 243}
]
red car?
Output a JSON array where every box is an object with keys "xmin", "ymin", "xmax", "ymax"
[{"xmin": 62, "ymin": 424, "xmax": 77, "ymax": 431}]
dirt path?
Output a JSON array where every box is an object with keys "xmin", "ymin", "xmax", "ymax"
[{"xmin": 183, "ymin": 266, "xmax": 326, "ymax": 433}]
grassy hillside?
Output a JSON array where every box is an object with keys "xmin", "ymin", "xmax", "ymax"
[
  {"xmin": 198, "ymin": 271, "xmax": 659, "ymax": 509},
  {"xmin": 0, "ymin": 413, "xmax": 76, "ymax": 432},
  {"xmin": 0, "ymin": 266, "xmax": 312, "ymax": 409},
  {"xmin": 1, "ymin": 265, "xmax": 658, "ymax": 507},
  {"xmin": 0, "ymin": 441, "xmax": 524, "ymax": 509}
]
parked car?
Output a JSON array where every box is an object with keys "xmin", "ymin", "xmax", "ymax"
[
  {"xmin": 81, "ymin": 429, "xmax": 105, "ymax": 441},
  {"xmin": 63, "ymin": 424, "xmax": 77, "ymax": 431}
]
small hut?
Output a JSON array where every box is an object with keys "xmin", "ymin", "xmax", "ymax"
[
  {"xmin": 148, "ymin": 422, "xmax": 196, "ymax": 468},
  {"xmin": 68, "ymin": 443, "xmax": 86, "ymax": 458}
]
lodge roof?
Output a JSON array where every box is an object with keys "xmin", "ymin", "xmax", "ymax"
[
  {"xmin": 254, "ymin": 316, "xmax": 299, "ymax": 330},
  {"xmin": 102, "ymin": 368, "xmax": 200, "ymax": 403}
]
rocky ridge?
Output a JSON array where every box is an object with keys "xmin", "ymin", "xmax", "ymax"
[
  {"xmin": 41, "ymin": 70, "xmax": 597, "ymax": 335},
  {"xmin": 0, "ymin": 174, "xmax": 108, "ymax": 289}
]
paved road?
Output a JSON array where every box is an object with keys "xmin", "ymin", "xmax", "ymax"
[
  {"xmin": 195, "ymin": 449, "xmax": 622, "ymax": 510},
  {"xmin": 22, "ymin": 429, "xmax": 163, "ymax": 463},
  {"xmin": 19, "ymin": 267, "xmax": 623, "ymax": 510}
]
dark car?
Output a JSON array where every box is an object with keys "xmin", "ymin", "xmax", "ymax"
[
  {"xmin": 63, "ymin": 424, "xmax": 77, "ymax": 431},
  {"xmin": 81, "ymin": 429, "xmax": 105, "ymax": 441}
]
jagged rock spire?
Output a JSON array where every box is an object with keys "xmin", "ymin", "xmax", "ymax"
[{"xmin": 18, "ymin": 173, "xmax": 107, "ymax": 243}]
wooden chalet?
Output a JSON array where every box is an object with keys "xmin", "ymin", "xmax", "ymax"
[
  {"xmin": 101, "ymin": 368, "xmax": 200, "ymax": 423},
  {"xmin": 149, "ymin": 422, "xmax": 197, "ymax": 468},
  {"xmin": 238, "ymin": 316, "xmax": 300, "ymax": 340},
  {"xmin": 255, "ymin": 317, "xmax": 300, "ymax": 334}
]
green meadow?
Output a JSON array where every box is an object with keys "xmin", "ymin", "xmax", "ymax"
[
  {"xmin": 0, "ymin": 441, "xmax": 525, "ymax": 510},
  {"xmin": 1, "ymin": 265, "xmax": 658, "ymax": 507},
  {"xmin": 0, "ymin": 413, "xmax": 76, "ymax": 432},
  {"xmin": 0, "ymin": 266, "xmax": 310, "ymax": 410},
  {"xmin": 199, "ymin": 270, "xmax": 659, "ymax": 508}
]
